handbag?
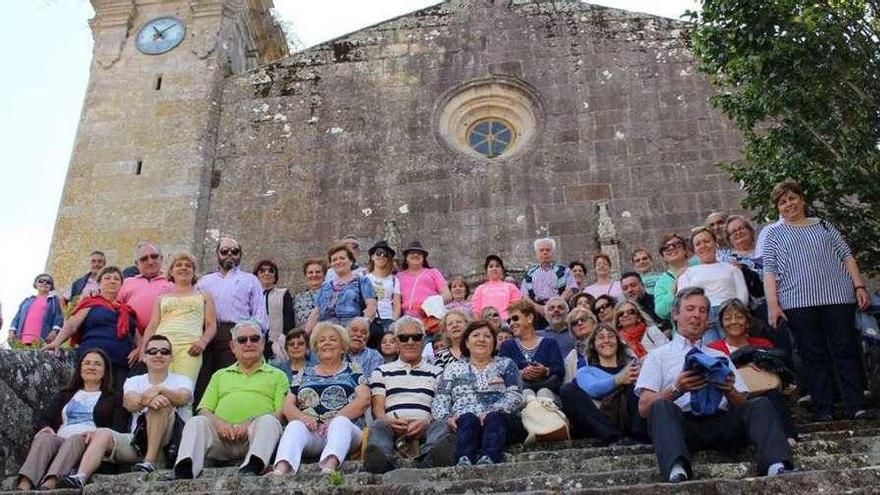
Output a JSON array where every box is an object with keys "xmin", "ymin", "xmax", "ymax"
[{"xmin": 520, "ymin": 396, "xmax": 570, "ymax": 445}]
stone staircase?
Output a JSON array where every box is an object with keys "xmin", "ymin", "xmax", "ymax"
[{"xmin": 4, "ymin": 412, "xmax": 880, "ymax": 494}]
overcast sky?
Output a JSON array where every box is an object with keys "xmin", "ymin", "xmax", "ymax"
[{"xmin": 0, "ymin": 0, "xmax": 697, "ymax": 340}]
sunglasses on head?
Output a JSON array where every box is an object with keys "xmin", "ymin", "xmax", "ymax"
[
  {"xmin": 144, "ymin": 347, "xmax": 171, "ymax": 356},
  {"xmin": 617, "ymin": 308, "xmax": 638, "ymax": 318},
  {"xmin": 138, "ymin": 253, "xmax": 161, "ymax": 263},
  {"xmin": 397, "ymin": 334, "xmax": 424, "ymax": 343},
  {"xmin": 236, "ymin": 335, "xmax": 261, "ymax": 344},
  {"xmin": 219, "ymin": 248, "xmax": 241, "ymax": 256}
]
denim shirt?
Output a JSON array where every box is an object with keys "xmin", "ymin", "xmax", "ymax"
[
  {"xmin": 10, "ymin": 293, "xmax": 63, "ymax": 340},
  {"xmin": 314, "ymin": 275, "xmax": 375, "ymax": 321}
]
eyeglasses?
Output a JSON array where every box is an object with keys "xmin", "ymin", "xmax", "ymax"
[
  {"xmin": 36, "ymin": 278, "xmax": 52, "ymax": 285},
  {"xmin": 571, "ymin": 316, "xmax": 593, "ymax": 326},
  {"xmin": 219, "ymin": 248, "xmax": 241, "ymax": 256},
  {"xmin": 397, "ymin": 334, "xmax": 424, "ymax": 343},
  {"xmin": 138, "ymin": 253, "xmax": 161, "ymax": 263},
  {"xmin": 660, "ymin": 242, "xmax": 684, "ymax": 254},
  {"xmin": 617, "ymin": 308, "xmax": 638, "ymax": 318},
  {"xmin": 372, "ymin": 250, "xmax": 390, "ymax": 258},
  {"xmin": 594, "ymin": 304, "xmax": 611, "ymax": 312},
  {"xmin": 144, "ymin": 348, "xmax": 171, "ymax": 356},
  {"xmin": 235, "ymin": 335, "xmax": 262, "ymax": 344}
]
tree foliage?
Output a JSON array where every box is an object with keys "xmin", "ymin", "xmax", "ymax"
[{"xmin": 687, "ymin": 0, "xmax": 880, "ymax": 273}]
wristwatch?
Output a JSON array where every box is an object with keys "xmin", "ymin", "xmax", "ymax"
[{"xmin": 670, "ymin": 385, "xmax": 683, "ymax": 399}]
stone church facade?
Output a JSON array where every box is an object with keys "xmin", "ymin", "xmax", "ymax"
[{"xmin": 49, "ymin": 0, "xmax": 746, "ymax": 287}]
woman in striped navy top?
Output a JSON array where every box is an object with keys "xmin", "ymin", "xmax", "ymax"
[{"xmin": 763, "ymin": 179, "xmax": 873, "ymax": 422}]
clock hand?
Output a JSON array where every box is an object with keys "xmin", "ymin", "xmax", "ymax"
[
  {"xmin": 157, "ymin": 23, "xmax": 176, "ymax": 36},
  {"xmin": 152, "ymin": 25, "xmax": 164, "ymax": 39}
]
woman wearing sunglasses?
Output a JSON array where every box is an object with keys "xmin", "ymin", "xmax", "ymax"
[
  {"xmin": 140, "ymin": 253, "xmax": 217, "ymax": 385},
  {"xmin": 365, "ymin": 240, "xmax": 401, "ymax": 348},
  {"xmin": 612, "ymin": 300, "xmax": 668, "ymax": 360},
  {"xmin": 563, "ymin": 308, "xmax": 598, "ymax": 384},
  {"xmin": 9, "ymin": 273, "xmax": 63, "ymax": 347},
  {"xmin": 592, "ymin": 294, "xmax": 617, "ymax": 325},
  {"xmin": 499, "ymin": 300, "xmax": 564, "ymax": 394},
  {"xmin": 253, "ymin": 259, "xmax": 294, "ymax": 362}
]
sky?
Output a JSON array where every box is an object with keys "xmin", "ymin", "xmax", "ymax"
[{"xmin": 0, "ymin": 0, "xmax": 697, "ymax": 341}]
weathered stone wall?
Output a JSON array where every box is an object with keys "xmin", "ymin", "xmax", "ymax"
[
  {"xmin": 0, "ymin": 350, "xmax": 75, "ymax": 476},
  {"xmin": 207, "ymin": 0, "xmax": 746, "ymax": 287}
]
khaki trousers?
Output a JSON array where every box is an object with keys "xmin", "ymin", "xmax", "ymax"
[
  {"xmin": 18, "ymin": 432, "xmax": 87, "ymax": 486},
  {"xmin": 174, "ymin": 414, "xmax": 281, "ymax": 478}
]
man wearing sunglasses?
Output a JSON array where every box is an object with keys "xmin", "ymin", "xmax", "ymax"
[
  {"xmin": 174, "ymin": 319, "xmax": 287, "ymax": 478},
  {"xmin": 364, "ymin": 316, "xmax": 455, "ymax": 473},
  {"xmin": 194, "ymin": 237, "xmax": 268, "ymax": 402},
  {"xmin": 118, "ymin": 242, "xmax": 174, "ymax": 338},
  {"xmin": 61, "ymin": 335, "xmax": 193, "ymax": 487}
]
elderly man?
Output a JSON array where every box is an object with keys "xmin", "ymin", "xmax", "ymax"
[
  {"xmin": 537, "ymin": 296, "xmax": 575, "ymax": 359},
  {"xmin": 365, "ymin": 317, "xmax": 455, "ymax": 473},
  {"xmin": 325, "ymin": 235, "xmax": 366, "ymax": 283},
  {"xmin": 62, "ymin": 250, "xmax": 106, "ymax": 308},
  {"xmin": 346, "ymin": 317, "xmax": 384, "ymax": 378},
  {"xmin": 173, "ymin": 319, "xmax": 287, "ymax": 478},
  {"xmin": 620, "ymin": 271, "xmax": 664, "ymax": 327},
  {"xmin": 705, "ymin": 212, "xmax": 729, "ymax": 250},
  {"xmin": 520, "ymin": 238, "xmax": 576, "ymax": 318},
  {"xmin": 60, "ymin": 335, "xmax": 193, "ymax": 488},
  {"xmin": 635, "ymin": 287, "xmax": 792, "ymax": 483},
  {"xmin": 194, "ymin": 237, "xmax": 268, "ymax": 400},
  {"xmin": 119, "ymin": 242, "xmax": 174, "ymax": 334}
]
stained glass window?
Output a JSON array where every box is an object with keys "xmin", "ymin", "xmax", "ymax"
[{"xmin": 467, "ymin": 119, "xmax": 514, "ymax": 158}]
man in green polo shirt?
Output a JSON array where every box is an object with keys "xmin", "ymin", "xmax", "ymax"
[{"xmin": 173, "ymin": 319, "xmax": 288, "ymax": 478}]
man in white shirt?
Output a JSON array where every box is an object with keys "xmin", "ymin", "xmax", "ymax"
[
  {"xmin": 635, "ymin": 287, "xmax": 792, "ymax": 483},
  {"xmin": 60, "ymin": 335, "xmax": 193, "ymax": 488}
]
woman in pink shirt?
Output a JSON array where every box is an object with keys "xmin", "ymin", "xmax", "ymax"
[
  {"xmin": 397, "ymin": 241, "xmax": 451, "ymax": 328},
  {"xmin": 9, "ymin": 274, "xmax": 64, "ymax": 346},
  {"xmin": 471, "ymin": 255, "xmax": 521, "ymax": 319}
]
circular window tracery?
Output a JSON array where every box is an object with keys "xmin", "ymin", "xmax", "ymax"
[{"xmin": 435, "ymin": 77, "xmax": 542, "ymax": 161}]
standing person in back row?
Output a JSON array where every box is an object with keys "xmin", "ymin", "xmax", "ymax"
[
  {"xmin": 520, "ymin": 238, "xmax": 576, "ymax": 321},
  {"xmin": 763, "ymin": 179, "xmax": 874, "ymax": 422},
  {"xmin": 397, "ymin": 242, "xmax": 451, "ymax": 328},
  {"xmin": 62, "ymin": 251, "xmax": 106, "ymax": 310},
  {"xmin": 194, "ymin": 237, "xmax": 268, "ymax": 401}
]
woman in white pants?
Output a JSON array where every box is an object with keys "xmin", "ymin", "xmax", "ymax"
[{"xmin": 271, "ymin": 322, "xmax": 370, "ymax": 475}]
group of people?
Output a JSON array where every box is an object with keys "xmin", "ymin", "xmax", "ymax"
[{"xmin": 10, "ymin": 178, "xmax": 876, "ymax": 489}]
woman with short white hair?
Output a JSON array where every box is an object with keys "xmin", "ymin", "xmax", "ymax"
[{"xmin": 271, "ymin": 322, "xmax": 370, "ymax": 476}]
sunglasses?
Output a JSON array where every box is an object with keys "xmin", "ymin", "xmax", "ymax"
[
  {"xmin": 507, "ymin": 314, "xmax": 524, "ymax": 324},
  {"xmin": 595, "ymin": 304, "xmax": 611, "ymax": 312},
  {"xmin": 571, "ymin": 316, "xmax": 593, "ymax": 326},
  {"xmin": 372, "ymin": 250, "xmax": 390, "ymax": 258},
  {"xmin": 485, "ymin": 313, "xmax": 500, "ymax": 319},
  {"xmin": 617, "ymin": 308, "xmax": 638, "ymax": 318},
  {"xmin": 138, "ymin": 253, "xmax": 161, "ymax": 263},
  {"xmin": 36, "ymin": 278, "xmax": 52, "ymax": 285},
  {"xmin": 397, "ymin": 334, "xmax": 424, "ymax": 343},
  {"xmin": 219, "ymin": 248, "xmax": 241, "ymax": 256},
  {"xmin": 235, "ymin": 335, "xmax": 262, "ymax": 344},
  {"xmin": 661, "ymin": 242, "xmax": 684, "ymax": 254},
  {"xmin": 144, "ymin": 347, "xmax": 171, "ymax": 356}
]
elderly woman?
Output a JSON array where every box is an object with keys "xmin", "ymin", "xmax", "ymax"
[
  {"xmin": 563, "ymin": 308, "xmax": 597, "ymax": 384},
  {"xmin": 433, "ymin": 321, "xmax": 524, "ymax": 466},
  {"xmin": 676, "ymin": 227, "xmax": 748, "ymax": 341},
  {"xmin": 293, "ymin": 259, "xmax": 326, "ymax": 329},
  {"xmin": 253, "ymin": 260, "xmax": 294, "ymax": 361},
  {"xmin": 272, "ymin": 329, "xmax": 310, "ymax": 383},
  {"xmin": 500, "ymin": 300, "xmax": 564, "ymax": 394},
  {"xmin": 272, "ymin": 322, "xmax": 371, "ymax": 475},
  {"xmin": 365, "ymin": 240, "xmax": 400, "ymax": 347},
  {"xmin": 434, "ymin": 309, "xmax": 471, "ymax": 369},
  {"xmin": 379, "ymin": 332, "xmax": 398, "ymax": 363},
  {"xmin": 718, "ymin": 216, "xmax": 762, "ymax": 275},
  {"xmin": 446, "ymin": 276, "xmax": 472, "ymax": 314},
  {"xmin": 764, "ymin": 179, "xmax": 873, "ymax": 421},
  {"xmin": 346, "ymin": 317, "xmax": 384, "ymax": 378},
  {"xmin": 398, "ymin": 241, "xmax": 451, "ymax": 326},
  {"xmin": 560, "ymin": 324, "xmax": 647, "ymax": 445},
  {"xmin": 17, "ymin": 349, "xmax": 126, "ymax": 491},
  {"xmin": 305, "ymin": 245, "xmax": 376, "ymax": 334},
  {"xmin": 480, "ymin": 306, "xmax": 505, "ymax": 333},
  {"xmin": 584, "ymin": 253, "xmax": 624, "ymax": 300},
  {"xmin": 613, "ymin": 300, "xmax": 668, "ymax": 360},
  {"xmin": 592, "ymin": 294, "xmax": 617, "ymax": 325},
  {"xmin": 471, "ymin": 255, "xmax": 521, "ymax": 319},
  {"xmin": 708, "ymin": 299, "xmax": 796, "ymax": 441},
  {"xmin": 43, "ymin": 267, "xmax": 138, "ymax": 392},
  {"xmin": 9, "ymin": 273, "xmax": 64, "ymax": 346},
  {"xmin": 140, "ymin": 253, "xmax": 217, "ymax": 384}
]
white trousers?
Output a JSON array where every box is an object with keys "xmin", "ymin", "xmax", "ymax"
[{"xmin": 274, "ymin": 416, "xmax": 362, "ymax": 473}]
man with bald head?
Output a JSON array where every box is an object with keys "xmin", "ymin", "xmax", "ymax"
[{"xmin": 194, "ymin": 237, "xmax": 268, "ymax": 401}]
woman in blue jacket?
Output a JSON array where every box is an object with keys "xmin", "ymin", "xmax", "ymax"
[
  {"xmin": 499, "ymin": 300, "xmax": 564, "ymax": 394},
  {"xmin": 560, "ymin": 324, "xmax": 648, "ymax": 444},
  {"xmin": 9, "ymin": 274, "xmax": 64, "ymax": 346}
]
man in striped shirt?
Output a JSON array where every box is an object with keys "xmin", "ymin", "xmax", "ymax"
[{"xmin": 364, "ymin": 316, "xmax": 456, "ymax": 473}]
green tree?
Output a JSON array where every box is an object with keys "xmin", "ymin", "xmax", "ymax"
[{"xmin": 687, "ymin": 0, "xmax": 880, "ymax": 273}]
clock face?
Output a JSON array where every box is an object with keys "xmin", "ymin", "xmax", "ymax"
[{"xmin": 135, "ymin": 16, "xmax": 186, "ymax": 55}]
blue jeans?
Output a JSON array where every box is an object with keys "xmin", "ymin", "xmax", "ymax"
[{"xmin": 456, "ymin": 412, "xmax": 508, "ymax": 463}]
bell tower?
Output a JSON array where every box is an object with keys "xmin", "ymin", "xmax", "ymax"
[{"xmin": 47, "ymin": 0, "xmax": 286, "ymax": 281}]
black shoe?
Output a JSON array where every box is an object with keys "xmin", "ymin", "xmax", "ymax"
[
  {"xmin": 239, "ymin": 458, "xmax": 265, "ymax": 477},
  {"xmin": 363, "ymin": 444, "xmax": 395, "ymax": 474},
  {"xmin": 420, "ymin": 433, "xmax": 457, "ymax": 468},
  {"xmin": 59, "ymin": 474, "xmax": 86, "ymax": 489},
  {"xmin": 174, "ymin": 459, "xmax": 194, "ymax": 479}
]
